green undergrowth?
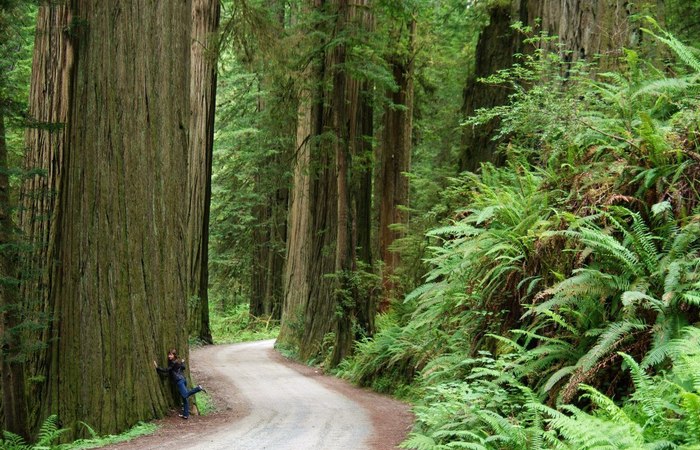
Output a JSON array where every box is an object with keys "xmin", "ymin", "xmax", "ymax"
[
  {"xmin": 209, "ymin": 303, "xmax": 280, "ymax": 344},
  {"xmin": 340, "ymin": 23, "xmax": 700, "ymax": 449},
  {"xmin": 1, "ymin": 416, "xmax": 157, "ymax": 450}
]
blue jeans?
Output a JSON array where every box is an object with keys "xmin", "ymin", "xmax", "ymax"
[{"xmin": 176, "ymin": 379, "xmax": 202, "ymax": 417}]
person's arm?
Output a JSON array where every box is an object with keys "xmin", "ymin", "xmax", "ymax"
[{"xmin": 154, "ymin": 360, "xmax": 169, "ymax": 375}]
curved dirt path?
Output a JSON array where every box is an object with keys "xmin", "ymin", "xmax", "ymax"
[{"xmin": 101, "ymin": 340, "xmax": 414, "ymax": 450}]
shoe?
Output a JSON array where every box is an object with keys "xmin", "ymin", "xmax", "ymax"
[
  {"xmin": 178, "ymin": 414, "xmax": 188, "ymax": 420},
  {"xmin": 198, "ymin": 384, "xmax": 207, "ymax": 393}
]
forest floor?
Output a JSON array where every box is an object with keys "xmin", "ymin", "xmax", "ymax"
[{"xmin": 98, "ymin": 340, "xmax": 414, "ymax": 450}]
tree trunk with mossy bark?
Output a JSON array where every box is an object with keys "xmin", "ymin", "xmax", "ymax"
[
  {"xmin": 187, "ymin": 0, "xmax": 219, "ymax": 344},
  {"xmin": 29, "ymin": 1, "xmax": 192, "ymax": 439}
]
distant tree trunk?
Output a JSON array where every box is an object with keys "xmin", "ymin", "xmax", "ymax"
[
  {"xmin": 377, "ymin": 15, "xmax": 415, "ymax": 311},
  {"xmin": 348, "ymin": 0, "xmax": 375, "ymax": 337},
  {"xmin": 459, "ymin": 4, "xmax": 522, "ymax": 173},
  {"xmin": 187, "ymin": 0, "xmax": 219, "ymax": 344},
  {"xmin": 279, "ymin": 0, "xmax": 365, "ymax": 364},
  {"xmin": 30, "ymin": 1, "xmax": 192, "ymax": 438},
  {"xmin": 0, "ymin": 106, "xmax": 30, "ymax": 441},
  {"xmin": 250, "ymin": 172, "xmax": 288, "ymax": 320},
  {"xmin": 17, "ymin": 2, "xmax": 73, "ymax": 434},
  {"xmin": 279, "ymin": 80, "xmax": 314, "ymax": 352},
  {"xmin": 460, "ymin": 0, "xmax": 657, "ymax": 172},
  {"xmin": 250, "ymin": 0, "xmax": 289, "ymax": 321}
]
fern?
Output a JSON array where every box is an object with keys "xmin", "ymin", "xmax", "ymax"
[
  {"xmin": 1, "ymin": 431, "xmax": 30, "ymax": 450},
  {"xmin": 35, "ymin": 415, "xmax": 67, "ymax": 448}
]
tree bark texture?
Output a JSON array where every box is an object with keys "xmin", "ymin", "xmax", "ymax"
[
  {"xmin": 377, "ymin": 16, "xmax": 415, "ymax": 310},
  {"xmin": 186, "ymin": 0, "xmax": 219, "ymax": 344},
  {"xmin": 17, "ymin": 5, "xmax": 73, "ymax": 433},
  {"xmin": 34, "ymin": 1, "xmax": 192, "ymax": 438},
  {"xmin": 459, "ymin": 4, "xmax": 523, "ymax": 173},
  {"xmin": 460, "ymin": 0, "xmax": 657, "ymax": 172}
]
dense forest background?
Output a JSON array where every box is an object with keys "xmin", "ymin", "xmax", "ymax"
[{"xmin": 2, "ymin": 0, "xmax": 700, "ymax": 448}]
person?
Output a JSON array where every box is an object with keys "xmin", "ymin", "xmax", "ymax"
[{"xmin": 154, "ymin": 348, "xmax": 206, "ymax": 419}]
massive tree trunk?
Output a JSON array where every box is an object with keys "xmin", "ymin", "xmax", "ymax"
[
  {"xmin": 280, "ymin": 0, "xmax": 371, "ymax": 364},
  {"xmin": 187, "ymin": 0, "xmax": 219, "ymax": 344},
  {"xmin": 28, "ymin": 1, "xmax": 192, "ymax": 438},
  {"xmin": 377, "ymin": 14, "xmax": 415, "ymax": 310},
  {"xmin": 460, "ymin": 0, "xmax": 657, "ymax": 172}
]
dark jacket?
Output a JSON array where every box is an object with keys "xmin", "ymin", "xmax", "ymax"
[{"xmin": 156, "ymin": 359, "xmax": 186, "ymax": 384}]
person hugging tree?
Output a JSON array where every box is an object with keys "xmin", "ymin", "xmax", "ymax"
[{"xmin": 154, "ymin": 347, "xmax": 206, "ymax": 419}]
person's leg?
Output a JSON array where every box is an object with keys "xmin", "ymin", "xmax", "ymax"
[
  {"xmin": 177, "ymin": 379, "xmax": 190, "ymax": 418},
  {"xmin": 185, "ymin": 384, "xmax": 203, "ymax": 398}
]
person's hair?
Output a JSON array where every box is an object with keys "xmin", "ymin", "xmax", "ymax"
[{"xmin": 168, "ymin": 348, "xmax": 178, "ymax": 359}]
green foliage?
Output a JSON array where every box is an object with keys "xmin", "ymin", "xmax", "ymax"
[
  {"xmin": 56, "ymin": 421, "xmax": 157, "ymax": 450},
  {"xmin": 0, "ymin": 1, "xmax": 35, "ymax": 169},
  {"xmin": 1, "ymin": 416, "xmax": 157, "ymax": 450},
  {"xmin": 210, "ymin": 303, "xmax": 280, "ymax": 344},
  {"xmin": 2, "ymin": 415, "xmax": 67, "ymax": 450}
]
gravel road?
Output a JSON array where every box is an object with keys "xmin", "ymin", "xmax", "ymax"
[{"xmin": 101, "ymin": 340, "xmax": 413, "ymax": 450}]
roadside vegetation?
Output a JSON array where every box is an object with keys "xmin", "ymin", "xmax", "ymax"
[{"xmin": 337, "ymin": 23, "xmax": 700, "ymax": 449}]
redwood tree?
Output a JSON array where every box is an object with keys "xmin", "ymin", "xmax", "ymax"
[
  {"xmin": 279, "ymin": 0, "xmax": 374, "ymax": 364},
  {"xmin": 377, "ymin": 3, "xmax": 415, "ymax": 309},
  {"xmin": 250, "ymin": 0, "xmax": 291, "ymax": 321},
  {"xmin": 22, "ymin": 1, "xmax": 193, "ymax": 438},
  {"xmin": 187, "ymin": 0, "xmax": 219, "ymax": 344},
  {"xmin": 1, "ymin": 86, "xmax": 29, "ymax": 442}
]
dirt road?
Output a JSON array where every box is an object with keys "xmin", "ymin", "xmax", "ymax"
[{"xmin": 102, "ymin": 340, "xmax": 413, "ymax": 450}]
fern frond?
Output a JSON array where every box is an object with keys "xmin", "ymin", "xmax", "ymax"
[
  {"xmin": 578, "ymin": 320, "xmax": 647, "ymax": 372},
  {"xmin": 400, "ymin": 433, "xmax": 440, "ymax": 450},
  {"xmin": 1, "ymin": 431, "xmax": 30, "ymax": 450},
  {"xmin": 643, "ymin": 26, "xmax": 700, "ymax": 72},
  {"xmin": 35, "ymin": 414, "xmax": 67, "ymax": 447},
  {"xmin": 427, "ymin": 222, "xmax": 481, "ymax": 239},
  {"xmin": 632, "ymin": 77, "xmax": 695, "ymax": 98},
  {"xmin": 404, "ymin": 282, "xmax": 441, "ymax": 303},
  {"xmin": 622, "ymin": 290, "xmax": 664, "ymax": 312},
  {"xmin": 578, "ymin": 383, "xmax": 640, "ymax": 432},
  {"xmin": 542, "ymin": 366, "xmax": 576, "ymax": 393}
]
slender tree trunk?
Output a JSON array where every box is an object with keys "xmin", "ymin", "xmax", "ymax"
[
  {"xmin": 347, "ymin": 0, "xmax": 375, "ymax": 337},
  {"xmin": 377, "ymin": 16, "xmax": 415, "ymax": 311},
  {"xmin": 250, "ymin": 0, "xmax": 289, "ymax": 321},
  {"xmin": 278, "ymin": 81, "xmax": 313, "ymax": 351},
  {"xmin": 0, "ymin": 106, "xmax": 30, "ymax": 441},
  {"xmin": 32, "ymin": 1, "xmax": 192, "ymax": 438},
  {"xmin": 187, "ymin": 0, "xmax": 219, "ymax": 344},
  {"xmin": 18, "ymin": 2, "xmax": 73, "ymax": 434}
]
